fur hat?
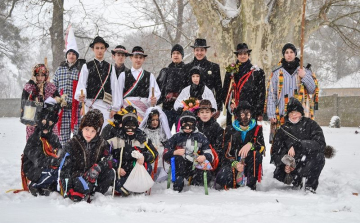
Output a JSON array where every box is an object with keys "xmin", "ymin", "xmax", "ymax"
[
  {"xmin": 79, "ymin": 109, "xmax": 104, "ymax": 133},
  {"xmin": 111, "ymin": 45, "xmax": 129, "ymax": 56},
  {"xmin": 171, "ymin": 44, "xmax": 184, "ymax": 58},
  {"xmin": 234, "ymin": 101, "xmax": 253, "ymax": 116},
  {"xmin": 129, "ymin": 46, "xmax": 147, "ymax": 57},
  {"xmin": 190, "ymin": 38, "xmax": 210, "ymax": 48},
  {"xmin": 234, "ymin": 43, "xmax": 252, "ymax": 55},
  {"xmin": 89, "ymin": 36, "xmax": 109, "ymax": 48},
  {"xmin": 286, "ymin": 97, "xmax": 304, "ymax": 116},
  {"xmin": 282, "ymin": 43, "xmax": 297, "ymax": 56},
  {"xmin": 195, "ymin": 99, "xmax": 215, "ymax": 114}
]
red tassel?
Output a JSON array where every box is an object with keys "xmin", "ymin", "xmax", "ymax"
[
  {"xmin": 258, "ymin": 164, "xmax": 262, "ymax": 183},
  {"xmin": 71, "ymin": 80, "xmax": 79, "ymax": 132}
]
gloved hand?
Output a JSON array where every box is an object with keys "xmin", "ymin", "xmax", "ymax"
[
  {"xmin": 50, "ymin": 157, "xmax": 61, "ymax": 167},
  {"xmin": 83, "ymin": 164, "xmax": 101, "ymax": 184}
]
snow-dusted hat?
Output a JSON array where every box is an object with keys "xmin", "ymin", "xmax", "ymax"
[
  {"xmin": 171, "ymin": 44, "xmax": 184, "ymax": 58},
  {"xmin": 282, "ymin": 43, "xmax": 297, "ymax": 56},
  {"xmin": 111, "ymin": 45, "xmax": 129, "ymax": 56},
  {"xmin": 234, "ymin": 101, "xmax": 253, "ymax": 116},
  {"xmin": 286, "ymin": 97, "xmax": 304, "ymax": 116},
  {"xmin": 64, "ymin": 26, "xmax": 79, "ymax": 59},
  {"xmin": 129, "ymin": 46, "xmax": 148, "ymax": 57},
  {"xmin": 79, "ymin": 109, "xmax": 104, "ymax": 133},
  {"xmin": 234, "ymin": 43, "xmax": 252, "ymax": 55},
  {"xmin": 190, "ymin": 38, "xmax": 210, "ymax": 48},
  {"xmin": 195, "ymin": 99, "xmax": 216, "ymax": 114},
  {"xmin": 89, "ymin": 36, "xmax": 109, "ymax": 48}
]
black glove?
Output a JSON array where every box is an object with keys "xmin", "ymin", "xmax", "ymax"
[
  {"xmin": 83, "ymin": 164, "xmax": 101, "ymax": 184},
  {"xmin": 50, "ymin": 157, "xmax": 61, "ymax": 167}
]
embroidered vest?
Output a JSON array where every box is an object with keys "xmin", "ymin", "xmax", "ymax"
[
  {"xmin": 86, "ymin": 60, "xmax": 112, "ymax": 99},
  {"xmin": 124, "ymin": 69, "xmax": 151, "ymax": 98}
]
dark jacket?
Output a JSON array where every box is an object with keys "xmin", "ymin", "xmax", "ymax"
[
  {"xmin": 184, "ymin": 57, "xmax": 223, "ymax": 111},
  {"xmin": 271, "ymin": 117, "xmax": 326, "ymax": 167},
  {"xmin": 163, "ymin": 129, "xmax": 213, "ymax": 163},
  {"xmin": 196, "ymin": 117, "xmax": 224, "ymax": 157},
  {"xmin": 107, "ymin": 129, "xmax": 158, "ymax": 177},
  {"xmin": 23, "ymin": 129, "xmax": 63, "ymax": 181},
  {"xmin": 156, "ymin": 62, "xmax": 186, "ymax": 110},
  {"xmin": 222, "ymin": 120, "xmax": 265, "ymax": 167},
  {"xmin": 222, "ymin": 60, "xmax": 266, "ymax": 118},
  {"xmin": 101, "ymin": 124, "xmax": 122, "ymax": 141},
  {"xmin": 21, "ymin": 80, "xmax": 60, "ymax": 109},
  {"xmin": 61, "ymin": 133, "xmax": 113, "ymax": 179}
]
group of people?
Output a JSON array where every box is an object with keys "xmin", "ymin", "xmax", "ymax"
[{"xmin": 19, "ymin": 36, "xmax": 327, "ymax": 202}]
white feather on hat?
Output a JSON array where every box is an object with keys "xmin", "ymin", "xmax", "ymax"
[{"xmin": 64, "ymin": 25, "xmax": 79, "ymax": 55}]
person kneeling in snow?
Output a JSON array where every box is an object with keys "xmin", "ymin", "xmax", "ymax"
[
  {"xmin": 60, "ymin": 109, "xmax": 115, "ymax": 202},
  {"xmin": 163, "ymin": 111, "xmax": 213, "ymax": 192},
  {"xmin": 108, "ymin": 108, "xmax": 158, "ymax": 196},
  {"xmin": 139, "ymin": 106, "xmax": 171, "ymax": 182},
  {"xmin": 271, "ymin": 97, "xmax": 326, "ymax": 193},
  {"xmin": 101, "ymin": 106, "xmax": 136, "ymax": 140},
  {"xmin": 23, "ymin": 99, "xmax": 63, "ymax": 196},
  {"xmin": 216, "ymin": 101, "xmax": 265, "ymax": 191}
]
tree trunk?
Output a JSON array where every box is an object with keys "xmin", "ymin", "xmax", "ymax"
[
  {"xmin": 189, "ymin": 0, "xmax": 308, "ymax": 77},
  {"xmin": 49, "ymin": 0, "xmax": 64, "ymax": 71}
]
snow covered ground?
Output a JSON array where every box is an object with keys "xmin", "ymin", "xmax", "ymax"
[{"xmin": 0, "ymin": 118, "xmax": 359, "ymax": 223}]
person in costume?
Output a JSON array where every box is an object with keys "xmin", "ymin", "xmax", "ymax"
[
  {"xmin": 74, "ymin": 36, "xmax": 121, "ymax": 129},
  {"xmin": 216, "ymin": 101, "xmax": 265, "ymax": 191},
  {"xmin": 23, "ymin": 99, "xmax": 63, "ymax": 196},
  {"xmin": 21, "ymin": 64, "xmax": 61, "ymax": 140},
  {"xmin": 156, "ymin": 44, "xmax": 186, "ymax": 130},
  {"xmin": 184, "ymin": 38, "xmax": 222, "ymax": 118},
  {"xmin": 266, "ymin": 43, "xmax": 317, "ymax": 136},
  {"xmin": 53, "ymin": 26, "xmax": 86, "ymax": 147},
  {"xmin": 117, "ymin": 46, "xmax": 161, "ymax": 121},
  {"xmin": 60, "ymin": 109, "xmax": 115, "ymax": 202},
  {"xmin": 139, "ymin": 106, "xmax": 171, "ymax": 182},
  {"xmin": 163, "ymin": 111, "xmax": 213, "ymax": 192},
  {"xmin": 111, "ymin": 45, "xmax": 130, "ymax": 79},
  {"xmin": 271, "ymin": 97, "xmax": 326, "ymax": 193},
  {"xmin": 222, "ymin": 43, "xmax": 265, "ymax": 126},
  {"xmin": 174, "ymin": 66, "xmax": 217, "ymax": 112},
  {"xmin": 107, "ymin": 108, "xmax": 158, "ymax": 196}
]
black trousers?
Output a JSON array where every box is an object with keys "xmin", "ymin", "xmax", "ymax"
[{"xmin": 274, "ymin": 152, "xmax": 325, "ymax": 190}]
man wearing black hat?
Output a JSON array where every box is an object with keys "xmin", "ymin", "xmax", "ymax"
[
  {"xmin": 75, "ymin": 36, "xmax": 121, "ymax": 129},
  {"xmin": 156, "ymin": 44, "xmax": 186, "ymax": 130},
  {"xmin": 111, "ymin": 45, "xmax": 130, "ymax": 79},
  {"xmin": 222, "ymin": 43, "xmax": 266, "ymax": 126},
  {"xmin": 266, "ymin": 43, "xmax": 316, "ymax": 131},
  {"xmin": 117, "ymin": 46, "xmax": 161, "ymax": 120},
  {"xmin": 271, "ymin": 97, "xmax": 326, "ymax": 193},
  {"xmin": 184, "ymin": 38, "xmax": 223, "ymax": 117}
]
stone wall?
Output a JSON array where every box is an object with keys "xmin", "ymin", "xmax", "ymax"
[{"xmin": 316, "ymin": 95, "xmax": 360, "ymax": 127}]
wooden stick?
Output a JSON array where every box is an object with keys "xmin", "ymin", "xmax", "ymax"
[
  {"xmin": 44, "ymin": 57, "xmax": 48, "ymax": 68},
  {"xmin": 81, "ymin": 89, "xmax": 85, "ymax": 115},
  {"xmin": 151, "ymin": 87, "xmax": 155, "ymax": 107},
  {"xmin": 300, "ymin": 0, "xmax": 307, "ymax": 68}
]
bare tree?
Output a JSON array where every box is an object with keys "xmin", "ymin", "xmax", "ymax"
[{"xmin": 188, "ymin": 0, "xmax": 360, "ymax": 76}]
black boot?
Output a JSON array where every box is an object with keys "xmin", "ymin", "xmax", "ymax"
[{"xmin": 173, "ymin": 176, "xmax": 184, "ymax": 192}]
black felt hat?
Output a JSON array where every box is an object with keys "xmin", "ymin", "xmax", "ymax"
[
  {"xmin": 129, "ymin": 46, "xmax": 148, "ymax": 57},
  {"xmin": 89, "ymin": 36, "xmax": 109, "ymax": 48},
  {"xmin": 190, "ymin": 38, "xmax": 210, "ymax": 48},
  {"xmin": 234, "ymin": 43, "xmax": 252, "ymax": 55}
]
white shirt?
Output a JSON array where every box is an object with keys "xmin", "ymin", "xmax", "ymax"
[
  {"xmin": 173, "ymin": 85, "xmax": 218, "ymax": 111},
  {"xmin": 74, "ymin": 58, "xmax": 121, "ymax": 111},
  {"xmin": 117, "ymin": 67, "xmax": 161, "ymax": 108}
]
